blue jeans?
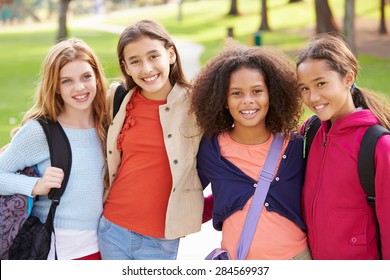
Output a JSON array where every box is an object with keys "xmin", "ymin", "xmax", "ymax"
[{"xmin": 98, "ymin": 216, "xmax": 180, "ymax": 260}]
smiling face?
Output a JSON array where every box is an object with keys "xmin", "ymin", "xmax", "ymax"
[
  {"xmin": 297, "ymin": 59, "xmax": 355, "ymax": 124},
  {"xmin": 122, "ymin": 36, "xmax": 176, "ymax": 100},
  {"xmin": 59, "ymin": 59, "xmax": 97, "ymax": 115},
  {"xmin": 226, "ymin": 67, "xmax": 269, "ymax": 137}
]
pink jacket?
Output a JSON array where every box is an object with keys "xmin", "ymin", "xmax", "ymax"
[{"xmin": 302, "ymin": 110, "xmax": 390, "ymax": 259}]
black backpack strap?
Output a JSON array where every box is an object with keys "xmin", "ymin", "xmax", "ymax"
[
  {"xmin": 358, "ymin": 124, "xmax": 390, "ymax": 205},
  {"xmin": 113, "ymin": 84, "xmax": 129, "ymax": 119},
  {"xmin": 37, "ymin": 119, "xmax": 72, "ymax": 231},
  {"xmin": 358, "ymin": 124, "xmax": 389, "ymax": 260},
  {"xmin": 303, "ymin": 115, "xmax": 321, "ymax": 159}
]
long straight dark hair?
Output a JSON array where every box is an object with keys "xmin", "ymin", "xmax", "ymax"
[
  {"xmin": 297, "ymin": 33, "xmax": 390, "ymax": 130},
  {"xmin": 117, "ymin": 19, "xmax": 191, "ymax": 90}
]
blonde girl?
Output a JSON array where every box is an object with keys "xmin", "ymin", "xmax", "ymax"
[{"xmin": 0, "ymin": 38, "xmax": 109, "ymax": 260}]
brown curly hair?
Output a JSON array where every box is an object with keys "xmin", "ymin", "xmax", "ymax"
[{"xmin": 191, "ymin": 44, "xmax": 303, "ymax": 137}]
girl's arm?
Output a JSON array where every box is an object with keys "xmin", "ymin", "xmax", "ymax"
[{"xmin": 0, "ymin": 121, "xmax": 48, "ymax": 197}]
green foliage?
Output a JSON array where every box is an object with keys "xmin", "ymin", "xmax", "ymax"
[{"xmin": 0, "ymin": 0, "xmax": 389, "ymax": 147}]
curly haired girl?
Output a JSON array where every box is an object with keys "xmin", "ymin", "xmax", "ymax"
[{"xmin": 191, "ymin": 43, "xmax": 310, "ymax": 259}]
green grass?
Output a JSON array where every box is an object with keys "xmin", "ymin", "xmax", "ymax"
[{"xmin": 0, "ymin": 0, "xmax": 389, "ymax": 147}]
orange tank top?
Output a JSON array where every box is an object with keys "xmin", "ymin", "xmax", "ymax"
[{"xmin": 218, "ymin": 132, "xmax": 307, "ymax": 259}]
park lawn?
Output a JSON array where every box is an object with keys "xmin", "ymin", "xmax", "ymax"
[{"xmin": 0, "ymin": 0, "xmax": 389, "ymax": 147}]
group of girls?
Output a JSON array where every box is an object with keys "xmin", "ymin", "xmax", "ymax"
[{"xmin": 0, "ymin": 19, "xmax": 388, "ymax": 260}]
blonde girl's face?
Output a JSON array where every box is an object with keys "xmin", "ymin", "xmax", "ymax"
[
  {"xmin": 297, "ymin": 59, "xmax": 355, "ymax": 124},
  {"xmin": 122, "ymin": 36, "xmax": 176, "ymax": 100},
  {"xmin": 226, "ymin": 67, "xmax": 269, "ymax": 133},
  {"xmin": 58, "ymin": 60, "xmax": 97, "ymax": 115}
]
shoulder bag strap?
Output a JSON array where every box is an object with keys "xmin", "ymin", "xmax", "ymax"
[{"xmin": 236, "ymin": 133, "xmax": 284, "ymax": 260}]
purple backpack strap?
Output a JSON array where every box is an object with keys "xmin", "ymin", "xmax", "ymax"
[{"xmin": 236, "ymin": 133, "xmax": 284, "ymax": 260}]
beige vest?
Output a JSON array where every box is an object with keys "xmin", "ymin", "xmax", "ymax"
[{"xmin": 105, "ymin": 83, "xmax": 204, "ymax": 239}]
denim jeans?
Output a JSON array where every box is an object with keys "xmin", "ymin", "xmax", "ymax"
[{"xmin": 98, "ymin": 216, "xmax": 180, "ymax": 260}]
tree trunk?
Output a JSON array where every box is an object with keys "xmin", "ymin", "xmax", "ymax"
[
  {"xmin": 177, "ymin": 0, "xmax": 183, "ymax": 22},
  {"xmin": 343, "ymin": 0, "xmax": 356, "ymax": 54},
  {"xmin": 379, "ymin": 0, "xmax": 388, "ymax": 34},
  {"xmin": 227, "ymin": 0, "xmax": 239, "ymax": 16},
  {"xmin": 259, "ymin": 0, "xmax": 270, "ymax": 31},
  {"xmin": 315, "ymin": 0, "xmax": 340, "ymax": 34},
  {"xmin": 57, "ymin": 0, "xmax": 71, "ymax": 42}
]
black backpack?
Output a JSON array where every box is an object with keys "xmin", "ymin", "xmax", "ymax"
[
  {"xmin": 113, "ymin": 84, "xmax": 129, "ymax": 119},
  {"xmin": 0, "ymin": 119, "xmax": 72, "ymax": 260},
  {"xmin": 303, "ymin": 114, "xmax": 390, "ymax": 259}
]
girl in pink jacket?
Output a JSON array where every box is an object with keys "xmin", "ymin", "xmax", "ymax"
[{"xmin": 296, "ymin": 33, "xmax": 390, "ymax": 259}]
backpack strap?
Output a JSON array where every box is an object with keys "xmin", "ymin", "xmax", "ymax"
[
  {"xmin": 358, "ymin": 124, "xmax": 390, "ymax": 205},
  {"xmin": 113, "ymin": 84, "xmax": 129, "ymax": 119},
  {"xmin": 358, "ymin": 124, "xmax": 389, "ymax": 260},
  {"xmin": 37, "ymin": 119, "xmax": 72, "ymax": 232},
  {"xmin": 303, "ymin": 114, "xmax": 321, "ymax": 159}
]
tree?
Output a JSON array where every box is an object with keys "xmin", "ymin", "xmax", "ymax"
[
  {"xmin": 57, "ymin": 0, "xmax": 72, "ymax": 41},
  {"xmin": 227, "ymin": 0, "xmax": 240, "ymax": 16},
  {"xmin": 177, "ymin": 0, "xmax": 183, "ymax": 21},
  {"xmin": 47, "ymin": 0, "xmax": 56, "ymax": 19},
  {"xmin": 259, "ymin": 0, "xmax": 270, "ymax": 31},
  {"xmin": 343, "ymin": 0, "xmax": 356, "ymax": 54},
  {"xmin": 314, "ymin": 0, "xmax": 340, "ymax": 34},
  {"xmin": 379, "ymin": 0, "xmax": 388, "ymax": 34}
]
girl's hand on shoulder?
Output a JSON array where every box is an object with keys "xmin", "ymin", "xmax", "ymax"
[{"xmin": 31, "ymin": 167, "xmax": 64, "ymax": 196}]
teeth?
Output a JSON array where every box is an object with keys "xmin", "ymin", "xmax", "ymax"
[
  {"xmin": 314, "ymin": 104, "xmax": 325, "ymax": 110},
  {"xmin": 144, "ymin": 75, "xmax": 158, "ymax": 82},
  {"xmin": 74, "ymin": 94, "xmax": 88, "ymax": 100},
  {"xmin": 241, "ymin": 110, "xmax": 257, "ymax": 114}
]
